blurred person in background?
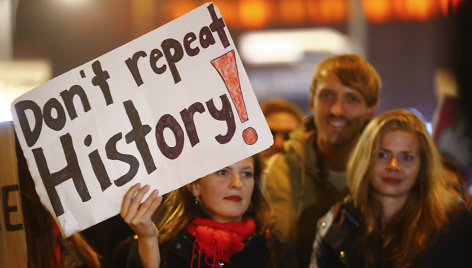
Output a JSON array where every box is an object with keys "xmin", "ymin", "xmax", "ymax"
[
  {"xmin": 262, "ymin": 54, "xmax": 381, "ymax": 267},
  {"xmin": 18, "ymin": 146, "xmax": 101, "ymax": 268},
  {"xmin": 441, "ymin": 153, "xmax": 472, "ymax": 207},
  {"xmin": 259, "ymin": 98, "xmax": 304, "ymax": 160},
  {"xmin": 431, "ymin": 68, "xmax": 472, "ymax": 201},
  {"xmin": 310, "ymin": 109, "xmax": 472, "ymax": 268},
  {"xmin": 452, "ymin": 0, "xmax": 472, "ymax": 200}
]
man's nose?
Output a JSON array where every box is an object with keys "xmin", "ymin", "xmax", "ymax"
[{"xmin": 330, "ymin": 99, "xmax": 342, "ymax": 115}]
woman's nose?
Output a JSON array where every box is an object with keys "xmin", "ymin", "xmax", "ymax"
[
  {"xmin": 230, "ymin": 174, "xmax": 243, "ymax": 188},
  {"xmin": 386, "ymin": 156, "xmax": 399, "ymax": 171}
]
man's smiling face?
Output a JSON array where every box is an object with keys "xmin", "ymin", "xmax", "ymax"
[{"xmin": 311, "ymin": 74, "xmax": 375, "ymax": 148}]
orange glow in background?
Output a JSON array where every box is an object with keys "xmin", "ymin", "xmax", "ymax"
[{"xmin": 160, "ymin": 0, "xmax": 462, "ymax": 30}]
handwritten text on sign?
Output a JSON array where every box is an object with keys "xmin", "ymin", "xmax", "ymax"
[{"xmin": 11, "ymin": 3, "xmax": 272, "ymax": 237}]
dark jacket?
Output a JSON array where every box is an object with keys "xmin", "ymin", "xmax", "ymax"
[
  {"xmin": 123, "ymin": 230, "xmax": 298, "ymax": 268},
  {"xmin": 310, "ymin": 199, "xmax": 472, "ymax": 268}
]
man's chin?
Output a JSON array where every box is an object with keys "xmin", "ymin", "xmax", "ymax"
[{"xmin": 323, "ymin": 135, "xmax": 355, "ymax": 148}]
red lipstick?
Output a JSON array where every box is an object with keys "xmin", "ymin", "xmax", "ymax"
[
  {"xmin": 224, "ymin": 195, "xmax": 242, "ymax": 202},
  {"xmin": 382, "ymin": 177, "xmax": 402, "ymax": 185}
]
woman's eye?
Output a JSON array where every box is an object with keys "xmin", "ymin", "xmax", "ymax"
[
  {"xmin": 378, "ymin": 151, "xmax": 389, "ymax": 159},
  {"xmin": 241, "ymin": 171, "xmax": 254, "ymax": 178},
  {"xmin": 402, "ymin": 154, "xmax": 414, "ymax": 161},
  {"xmin": 216, "ymin": 169, "xmax": 228, "ymax": 175}
]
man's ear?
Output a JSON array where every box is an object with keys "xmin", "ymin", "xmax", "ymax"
[{"xmin": 186, "ymin": 181, "xmax": 200, "ymax": 197}]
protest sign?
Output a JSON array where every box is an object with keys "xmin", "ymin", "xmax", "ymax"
[
  {"xmin": 11, "ymin": 2, "xmax": 273, "ymax": 237},
  {"xmin": 0, "ymin": 122, "xmax": 27, "ymax": 268}
]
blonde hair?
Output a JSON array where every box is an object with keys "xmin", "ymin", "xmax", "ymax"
[
  {"xmin": 310, "ymin": 54, "xmax": 381, "ymax": 107},
  {"xmin": 347, "ymin": 109, "xmax": 456, "ymax": 267}
]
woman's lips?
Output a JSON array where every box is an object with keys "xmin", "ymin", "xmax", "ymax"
[
  {"xmin": 224, "ymin": 195, "xmax": 242, "ymax": 202},
  {"xmin": 382, "ymin": 177, "xmax": 402, "ymax": 185}
]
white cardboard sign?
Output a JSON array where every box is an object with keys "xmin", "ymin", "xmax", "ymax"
[{"xmin": 10, "ymin": 2, "xmax": 272, "ymax": 237}]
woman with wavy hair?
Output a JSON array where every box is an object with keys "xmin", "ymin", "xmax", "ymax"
[
  {"xmin": 120, "ymin": 155, "xmax": 297, "ymax": 268},
  {"xmin": 310, "ymin": 109, "xmax": 472, "ymax": 268}
]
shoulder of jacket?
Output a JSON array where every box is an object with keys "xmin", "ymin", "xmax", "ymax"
[
  {"xmin": 317, "ymin": 200, "xmax": 358, "ymax": 239},
  {"xmin": 317, "ymin": 202, "xmax": 341, "ymax": 238}
]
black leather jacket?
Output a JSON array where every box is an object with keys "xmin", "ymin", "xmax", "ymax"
[
  {"xmin": 124, "ymin": 230, "xmax": 298, "ymax": 268},
  {"xmin": 310, "ymin": 199, "xmax": 472, "ymax": 268}
]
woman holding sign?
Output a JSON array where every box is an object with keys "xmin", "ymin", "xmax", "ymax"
[{"xmin": 120, "ymin": 155, "xmax": 297, "ymax": 268}]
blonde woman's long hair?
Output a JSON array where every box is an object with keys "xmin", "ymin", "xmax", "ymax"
[{"xmin": 347, "ymin": 109, "xmax": 456, "ymax": 267}]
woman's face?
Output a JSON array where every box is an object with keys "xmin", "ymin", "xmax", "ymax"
[
  {"xmin": 190, "ymin": 157, "xmax": 255, "ymax": 223},
  {"xmin": 371, "ymin": 130, "xmax": 421, "ymax": 201}
]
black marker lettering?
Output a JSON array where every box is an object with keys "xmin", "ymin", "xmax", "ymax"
[
  {"xmin": 33, "ymin": 133, "xmax": 90, "ymax": 217},
  {"xmin": 2, "ymin": 185, "xmax": 23, "ymax": 231},
  {"xmin": 180, "ymin": 102, "xmax": 205, "ymax": 147},
  {"xmin": 206, "ymin": 94, "xmax": 236, "ymax": 144},
  {"xmin": 208, "ymin": 4, "xmax": 229, "ymax": 48},
  {"xmin": 155, "ymin": 114, "xmax": 185, "ymax": 159},
  {"xmin": 149, "ymin": 48, "xmax": 167, "ymax": 74},
  {"xmin": 106, "ymin": 133, "xmax": 139, "ymax": 187},
  {"xmin": 15, "ymin": 100, "xmax": 43, "ymax": 147},
  {"xmin": 183, "ymin": 32, "xmax": 200, "ymax": 56},
  {"xmin": 125, "ymin": 50, "xmax": 147, "ymax": 87},
  {"xmin": 161, "ymin": 38, "xmax": 184, "ymax": 84},
  {"xmin": 199, "ymin": 26, "xmax": 216, "ymax": 49},
  {"xmin": 43, "ymin": 98, "xmax": 66, "ymax": 131},
  {"xmin": 123, "ymin": 100, "xmax": 156, "ymax": 174},
  {"xmin": 60, "ymin": 85, "xmax": 91, "ymax": 120},
  {"xmin": 91, "ymin": 60, "xmax": 113, "ymax": 105}
]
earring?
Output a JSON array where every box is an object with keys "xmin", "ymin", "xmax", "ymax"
[{"xmin": 194, "ymin": 196, "xmax": 199, "ymax": 206}]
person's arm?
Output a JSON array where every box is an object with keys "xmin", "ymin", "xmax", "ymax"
[
  {"xmin": 121, "ymin": 183, "xmax": 163, "ymax": 268},
  {"xmin": 262, "ymin": 154, "xmax": 298, "ymax": 244}
]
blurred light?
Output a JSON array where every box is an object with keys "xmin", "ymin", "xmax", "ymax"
[
  {"xmin": 0, "ymin": 60, "xmax": 52, "ymax": 122},
  {"xmin": 0, "ymin": 83, "xmax": 11, "ymax": 122},
  {"xmin": 131, "ymin": 0, "xmax": 155, "ymax": 36},
  {"xmin": 165, "ymin": 0, "xmax": 198, "ymax": 19},
  {"xmin": 405, "ymin": 0, "xmax": 438, "ymax": 21},
  {"xmin": 239, "ymin": 28, "xmax": 361, "ymax": 65},
  {"xmin": 239, "ymin": 0, "xmax": 271, "ymax": 29},
  {"xmin": 160, "ymin": 0, "xmax": 463, "ymax": 30},
  {"xmin": 439, "ymin": 0, "xmax": 462, "ymax": 16},
  {"xmin": 308, "ymin": 0, "xmax": 348, "ymax": 24},
  {"xmin": 214, "ymin": 1, "xmax": 239, "ymax": 27},
  {"xmin": 278, "ymin": 0, "xmax": 306, "ymax": 25},
  {"xmin": 363, "ymin": 0, "xmax": 392, "ymax": 23},
  {"xmin": 409, "ymin": 107, "xmax": 432, "ymax": 135},
  {"xmin": 59, "ymin": 0, "xmax": 92, "ymax": 7}
]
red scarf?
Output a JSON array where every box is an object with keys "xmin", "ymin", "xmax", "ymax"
[{"xmin": 185, "ymin": 217, "xmax": 256, "ymax": 267}]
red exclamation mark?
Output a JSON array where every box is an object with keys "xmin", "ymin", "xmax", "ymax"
[{"xmin": 211, "ymin": 50, "xmax": 258, "ymax": 145}]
